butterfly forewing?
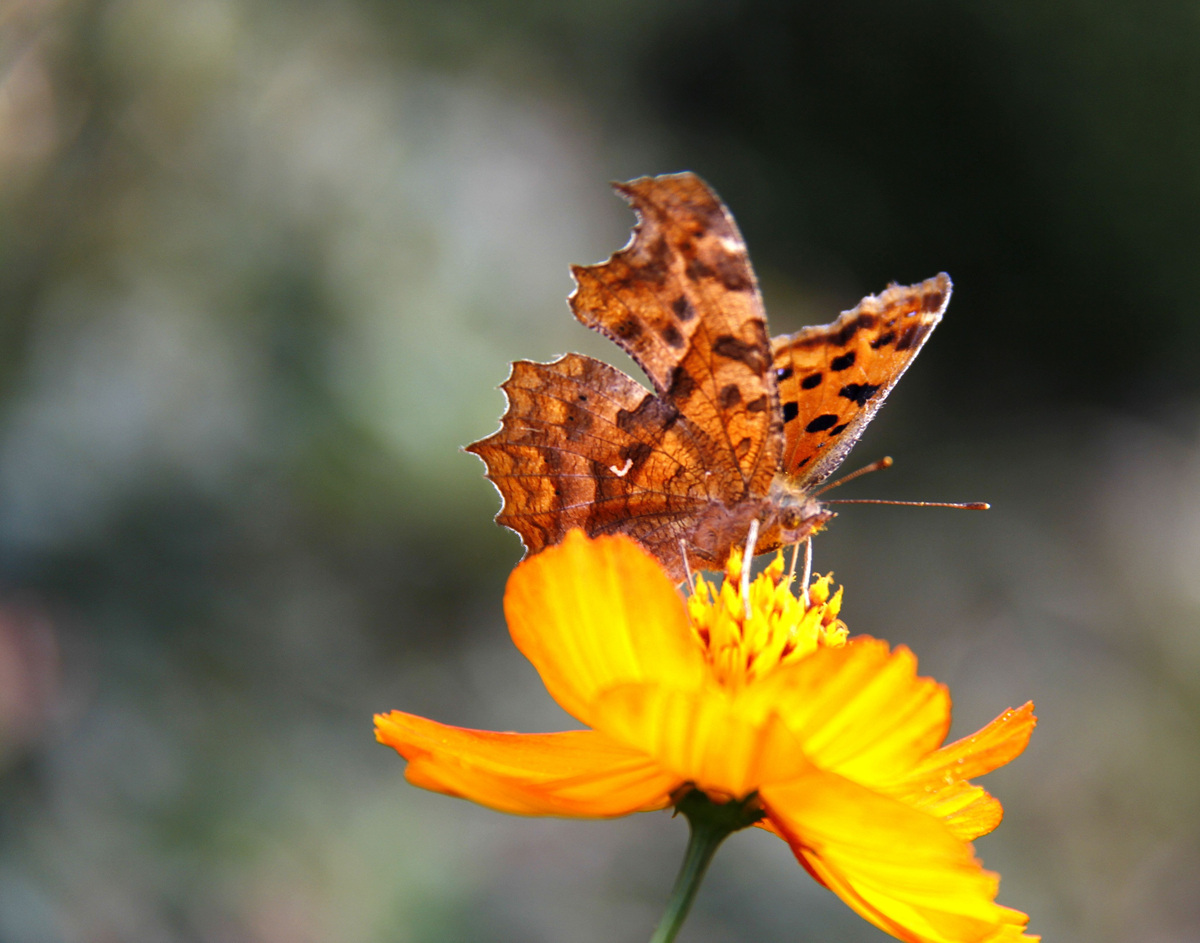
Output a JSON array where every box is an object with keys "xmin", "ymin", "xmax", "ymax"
[
  {"xmin": 569, "ymin": 173, "xmax": 781, "ymax": 503},
  {"xmin": 772, "ymin": 273, "xmax": 952, "ymax": 488}
]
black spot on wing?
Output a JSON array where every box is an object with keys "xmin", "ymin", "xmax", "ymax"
[
  {"xmin": 895, "ymin": 322, "xmax": 933, "ymax": 352},
  {"xmin": 745, "ymin": 394, "xmax": 768, "ymax": 412},
  {"xmin": 801, "ymin": 372, "xmax": 823, "ymax": 390},
  {"xmin": 805, "ymin": 414, "xmax": 839, "ymax": 433},
  {"xmin": 839, "ymin": 382, "xmax": 880, "ymax": 406},
  {"xmin": 828, "ymin": 423, "xmax": 848, "ymax": 436},
  {"xmin": 617, "ymin": 392, "xmax": 679, "ymax": 434},
  {"xmin": 830, "ymin": 313, "xmax": 877, "ymax": 347},
  {"xmin": 667, "ymin": 365, "xmax": 697, "ymax": 401},
  {"xmin": 870, "ymin": 331, "xmax": 896, "ymax": 349},
  {"xmin": 830, "ymin": 351, "xmax": 856, "ymax": 371},
  {"xmin": 712, "ymin": 254, "xmax": 753, "ymax": 292},
  {"xmin": 775, "ymin": 365, "xmax": 793, "ymax": 382},
  {"xmin": 620, "ymin": 440, "xmax": 653, "ymax": 471},
  {"xmin": 672, "ymin": 295, "xmax": 696, "ymax": 321},
  {"xmin": 634, "ymin": 237, "xmax": 671, "ymax": 285},
  {"xmin": 782, "ymin": 401, "xmax": 799, "ymax": 423},
  {"xmin": 712, "ymin": 335, "xmax": 768, "ymax": 372},
  {"xmin": 718, "ymin": 384, "xmax": 742, "ymax": 410},
  {"xmin": 613, "ymin": 317, "xmax": 643, "ymax": 341},
  {"xmin": 660, "ymin": 323, "xmax": 685, "ymax": 349}
]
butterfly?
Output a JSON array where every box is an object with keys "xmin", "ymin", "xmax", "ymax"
[{"xmin": 467, "ymin": 172, "xmax": 950, "ymax": 581}]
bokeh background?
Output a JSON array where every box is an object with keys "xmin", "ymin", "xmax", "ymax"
[{"xmin": 2, "ymin": 1, "xmax": 1199, "ymax": 940}]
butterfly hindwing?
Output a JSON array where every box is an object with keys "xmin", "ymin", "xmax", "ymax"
[
  {"xmin": 465, "ymin": 353, "xmax": 716, "ymax": 577},
  {"xmin": 772, "ymin": 273, "xmax": 951, "ymax": 488}
]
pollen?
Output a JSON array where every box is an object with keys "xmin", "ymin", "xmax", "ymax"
[{"xmin": 686, "ymin": 547, "xmax": 847, "ymax": 687}]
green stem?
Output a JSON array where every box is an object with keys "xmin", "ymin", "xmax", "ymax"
[
  {"xmin": 648, "ymin": 815, "xmax": 725, "ymax": 943},
  {"xmin": 648, "ymin": 792, "xmax": 764, "ymax": 943}
]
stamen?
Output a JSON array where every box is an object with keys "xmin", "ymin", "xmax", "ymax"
[{"xmin": 689, "ymin": 542, "xmax": 849, "ymax": 686}]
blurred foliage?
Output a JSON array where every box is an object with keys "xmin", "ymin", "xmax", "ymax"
[{"xmin": 1, "ymin": 1, "xmax": 1199, "ymax": 941}]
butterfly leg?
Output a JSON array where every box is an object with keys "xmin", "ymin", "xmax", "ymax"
[
  {"xmin": 788, "ymin": 540, "xmax": 802, "ymax": 583},
  {"xmin": 741, "ymin": 519, "xmax": 760, "ymax": 619},
  {"xmin": 678, "ymin": 539, "xmax": 696, "ymax": 595},
  {"xmin": 799, "ymin": 537, "xmax": 813, "ymax": 608}
]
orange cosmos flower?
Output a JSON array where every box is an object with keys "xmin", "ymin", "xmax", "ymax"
[{"xmin": 376, "ymin": 531, "xmax": 1037, "ymax": 943}]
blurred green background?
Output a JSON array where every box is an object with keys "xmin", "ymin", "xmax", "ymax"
[{"xmin": 2, "ymin": 1, "xmax": 1199, "ymax": 940}]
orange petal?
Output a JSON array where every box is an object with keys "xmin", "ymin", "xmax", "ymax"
[
  {"xmin": 906, "ymin": 703, "xmax": 1037, "ymax": 783},
  {"xmin": 504, "ymin": 531, "xmax": 707, "ymax": 725},
  {"xmin": 375, "ymin": 711, "xmax": 681, "ymax": 817},
  {"xmin": 761, "ymin": 769, "xmax": 1034, "ymax": 943},
  {"xmin": 739, "ymin": 639, "xmax": 951, "ymax": 784},
  {"xmin": 880, "ymin": 702, "xmax": 1036, "ymax": 841},
  {"xmin": 894, "ymin": 780, "xmax": 1005, "ymax": 842},
  {"xmin": 755, "ymin": 800, "xmax": 1001, "ymax": 869},
  {"xmin": 590, "ymin": 683, "xmax": 811, "ymax": 799},
  {"xmin": 940, "ymin": 790, "xmax": 1005, "ymax": 843}
]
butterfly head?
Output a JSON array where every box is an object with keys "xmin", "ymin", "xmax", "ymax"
[{"xmin": 763, "ymin": 479, "xmax": 834, "ymax": 547}]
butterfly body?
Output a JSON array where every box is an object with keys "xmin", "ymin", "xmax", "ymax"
[{"xmin": 468, "ymin": 173, "xmax": 949, "ymax": 580}]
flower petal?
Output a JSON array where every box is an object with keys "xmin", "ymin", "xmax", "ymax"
[
  {"xmin": 504, "ymin": 531, "xmax": 707, "ymax": 725},
  {"xmin": 905, "ymin": 702, "xmax": 1037, "ymax": 783},
  {"xmin": 762, "ymin": 769, "xmax": 1035, "ymax": 943},
  {"xmin": 738, "ymin": 639, "xmax": 950, "ymax": 784},
  {"xmin": 375, "ymin": 710, "xmax": 681, "ymax": 817},
  {"xmin": 899, "ymin": 781, "xmax": 1005, "ymax": 842},
  {"xmin": 877, "ymin": 702, "xmax": 1036, "ymax": 841},
  {"xmin": 589, "ymin": 683, "xmax": 811, "ymax": 799}
]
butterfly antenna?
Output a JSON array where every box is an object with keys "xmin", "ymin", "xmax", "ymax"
[
  {"xmin": 741, "ymin": 519, "xmax": 760, "ymax": 619},
  {"xmin": 679, "ymin": 539, "xmax": 696, "ymax": 595},
  {"xmin": 819, "ymin": 458, "xmax": 989, "ymax": 510},
  {"xmin": 823, "ymin": 499, "xmax": 990, "ymax": 510},
  {"xmin": 815, "ymin": 456, "xmax": 894, "ymax": 496}
]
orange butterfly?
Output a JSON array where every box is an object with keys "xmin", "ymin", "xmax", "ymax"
[{"xmin": 468, "ymin": 172, "xmax": 950, "ymax": 581}]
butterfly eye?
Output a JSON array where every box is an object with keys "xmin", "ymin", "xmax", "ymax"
[{"xmin": 781, "ymin": 508, "xmax": 802, "ymax": 531}]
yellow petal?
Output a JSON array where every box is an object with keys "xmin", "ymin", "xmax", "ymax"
[
  {"xmin": 375, "ymin": 711, "xmax": 681, "ymax": 817},
  {"xmin": 589, "ymin": 683, "xmax": 811, "ymax": 799},
  {"xmin": 881, "ymin": 702, "xmax": 1036, "ymax": 841},
  {"xmin": 756, "ymin": 792, "xmax": 1000, "ymax": 851},
  {"xmin": 504, "ymin": 531, "xmax": 707, "ymax": 725},
  {"xmin": 762, "ymin": 769, "xmax": 1034, "ymax": 943},
  {"xmin": 905, "ymin": 703, "xmax": 1037, "ymax": 783},
  {"xmin": 895, "ymin": 780, "xmax": 1004, "ymax": 842},
  {"xmin": 738, "ymin": 639, "xmax": 950, "ymax": 784},
  {"xmin": 939, "ymin": 790, "xmax": 1005, "ymax": 842}
]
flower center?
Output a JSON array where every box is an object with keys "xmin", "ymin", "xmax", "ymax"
[{"xmin": 686, "ymin": 548, "xmax": 847, "ymax": 688}]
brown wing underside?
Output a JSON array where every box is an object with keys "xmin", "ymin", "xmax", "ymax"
[
  {"xmin": 772, "ymin": 273, "xmax": 952, "ymax": 488},
  {"xmin": 465, "ymin": 353, "xmax": 721, "ymax": 580},
  {"xmin": 568, "ymin": 173, "xmax": 782, "ymax": 504},
  {"xmin": 468, "ymin": 172, "xmax": 951, "ymax": 580}
]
